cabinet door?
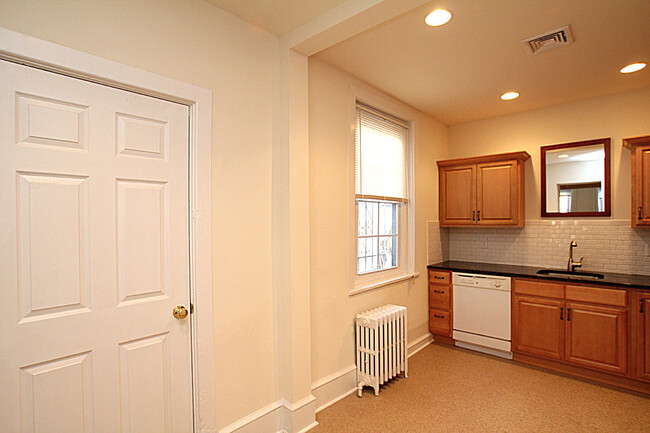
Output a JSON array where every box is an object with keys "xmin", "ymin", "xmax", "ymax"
[
  {"xmin": 476, "ymin": 160, "xmax": 518, "ymax": 225},
  {"xmin": 512, "ymin": 295, "xmax": 564, "ymax": 360},
  {"xmin": 439, "ymin": 164, "xmax": 475, "ymax": 226},
  {"xmin": 633, "ymin": 145, "xmax": 650, "ymax": 226},
  {"xmin": 565, "ymin": 302, "xmax": 627, "ymax": 374},
  {"xmin": 634, "ymin": 294, "xmax": 650, "ymax": 382}
]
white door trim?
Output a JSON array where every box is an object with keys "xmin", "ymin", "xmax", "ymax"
[{"xmin": 0, "ymin": 26, "xmax": 216, "ymax": 432}]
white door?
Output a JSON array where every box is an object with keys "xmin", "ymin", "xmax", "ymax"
[{"xmin": 0, "ymin": 60, "xmax": 193, "ymax": 432}]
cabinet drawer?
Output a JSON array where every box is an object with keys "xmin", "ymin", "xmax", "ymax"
[
  {"xmin": 429, "ymin": 270, "xmax": 451, "ymax": 286},
  {"xmin": 429, "ymin": 308, "xmax": 451, "ymax": 336},
  {"xmin": 565, "ymin": 285, "xmax": 627, "ymax": 307},
  {"xmin": 514, "ymin": 278, "xmax": 564, "ymax": 299},
  {"xmin": 429, "ymin": 285, "xmax": 451, "ymax": 310}
]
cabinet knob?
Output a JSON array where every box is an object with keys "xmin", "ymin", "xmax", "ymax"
[{"xmin": 639, "ymin": 207, "xmax": 643, "ymax": 220}]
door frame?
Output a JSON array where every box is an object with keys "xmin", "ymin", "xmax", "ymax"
[{"xmin": 0, "ymin": 26, "xmax": 216, "ymax": 432}]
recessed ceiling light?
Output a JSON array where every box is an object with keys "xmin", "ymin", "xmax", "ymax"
[
  {"xmin": 620, "ymin": 63, "xmax": 647, "ymax": 74},
  {"xmin": 558, "ymin": 154, "xmax": 570, "ymax": 159},
  {"xmin": 500, "ymin": 91, "xmax": 519, "ymax": 101},
  {"xmin": 425, "ymin": 9, "xmax": 452, "ymax": 27}
]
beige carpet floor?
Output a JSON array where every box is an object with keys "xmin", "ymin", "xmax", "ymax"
[{"xmin": 312, "ymin": 343, "xmax": 650, "ymax": 432}]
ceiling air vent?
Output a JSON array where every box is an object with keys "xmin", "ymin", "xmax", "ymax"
[{"xmin": 522, "ymin": 25, "xmax": 574, "ymax": 55}]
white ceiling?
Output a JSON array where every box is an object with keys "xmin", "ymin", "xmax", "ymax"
[
  {"xmin": 205, "ymin": 0, "xmax": 348, "ymax": 36},
  {"xmin": 207, "ymin": 0, "xmax": 650, "ymax": 126}
]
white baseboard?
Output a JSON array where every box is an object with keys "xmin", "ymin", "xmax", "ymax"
[
  {"xmin": 218, "ymin": 401, "xmax": 282, "ymax": 433},
  {"xmin": 312, "ymin": 365, "xmax": 358, "ymax": 413},
  {"xmin": 280, "ymin": 395, "xmax": 318, "ymax": 433},
  {"xmin": 311, "ymin": 333, "xmax": 434, "ymax": 414},
  {"xmin": 408, "ymin": 333, "xmax": 434, "ymax": 358},
  {"xmin": 218, "ymin": 394, "xmax": 318, "ymax": 433}
]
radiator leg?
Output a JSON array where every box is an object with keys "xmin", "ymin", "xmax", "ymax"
[{"xmin": 357, "ymin": 381, "xmax": 365, "ymax": 397}]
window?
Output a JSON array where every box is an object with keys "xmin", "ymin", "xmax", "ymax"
[
  {"xmin": 357, "ymin": 200, "xmax": 398, "ymax": 273},
  {"xmin": 353, "ymin": 101, "xmax": 412, "ymax": 289}
]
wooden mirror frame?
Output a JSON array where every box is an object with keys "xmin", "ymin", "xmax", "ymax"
[{"xmin": 541, "ymin": 138, "xmax": 611, "ymax": 217}]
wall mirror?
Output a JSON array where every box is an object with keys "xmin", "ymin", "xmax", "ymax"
[{"xmin": 541, "ymin": 138, "xmax": 611, "ymax": 217}]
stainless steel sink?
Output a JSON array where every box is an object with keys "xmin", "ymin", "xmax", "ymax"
[{"xmin": 536, "ymin": 269, "xmax": 605, "ymax": 280}]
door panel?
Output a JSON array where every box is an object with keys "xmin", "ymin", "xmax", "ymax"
[
  {"xmin": 476, "ymin": 160, "xmax": 517, "ymax": 225},
  {"xmin": 440, "ymin": 164, "xmax": 475, "ymax": 225},
  {"xmin": 20, "ymin": 352, "xmax": 94, "ymax": 433},
  {"xmin": 0, "ymin": 60, "xmax": 192, "ymax": 432},
  {"xmin": 17, "ymin": 92, "xmax": 89, "ymax": 151},
  {"xmin": 17, "ymin": 172, "xmax": 91, "ymax": 321},
  {"xmin": 565, "ymin": 302, "xmax": 627, "ymax": 374},
  {"xmin": 512, "ymin": 295, "xmax": 564, "ymax": 360},
  {"xmin": 635, "ymin": 295, "xmax": 650, "ymax": 382},
  {"xmin": 119, "ymin": 333, "xmax": 172, "ymax": 433},
  {"xmin": 116, "ymin": 179, "xmax": 169, "ymax": 304},
  {"xmin": 637, "ymin": 146, "xmax": 650, "ymax": 225}
]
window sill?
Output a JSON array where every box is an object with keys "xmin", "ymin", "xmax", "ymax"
[{"xmin": 349, "ymin": 272, "xmax": 419, "ymax": 297}]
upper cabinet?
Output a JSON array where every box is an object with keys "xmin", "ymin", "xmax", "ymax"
[
  {"xmin": 438, "ymin": 151, "xmax": 530, "ymax": 227},
  {"xmin": 623, "ymin": 136, "xmax": 650, "ymax": 228}
]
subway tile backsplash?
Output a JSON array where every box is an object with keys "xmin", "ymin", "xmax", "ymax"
[
  {"xmin": 427, "ymin": 220, "xmax": 449, "ymax": 265},
  {"xmin": 428, "ymin": 220, "xmax": 650, "ymax": 276}
]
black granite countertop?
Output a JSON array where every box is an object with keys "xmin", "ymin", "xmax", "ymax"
[{"xmin": 427, "ymin": 261, "xmax": 650, "ymax": 291}]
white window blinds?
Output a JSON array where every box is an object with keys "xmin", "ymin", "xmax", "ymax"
[{"xmin": 355, "ymin": 103, "xmax": 409, "ymax": 202}]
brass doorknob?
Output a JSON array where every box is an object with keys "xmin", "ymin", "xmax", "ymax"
[{"xmin": 173, "ymin": 305, "xmax": 189, "ymax": 319}]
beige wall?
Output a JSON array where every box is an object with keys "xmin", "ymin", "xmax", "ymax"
[
  {"xmin": 308, "ymin": 58, "xmax": 448, "ymax": 382},
  {"xmin": 0, "ymin": 0, "xmax": 279, "ymax": 429},
  {"xmin": 448, "ymin": 86, "xmax": 650, "ymax": 220}
]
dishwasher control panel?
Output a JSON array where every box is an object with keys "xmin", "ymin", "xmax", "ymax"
[{"xmin": 453, "ymin": 273, "xmax": 511, "ymax": 291}]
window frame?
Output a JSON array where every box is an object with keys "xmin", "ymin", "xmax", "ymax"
[{"xmin": 348, "ymin": 85, "xmax": 416, "ymax": 296}]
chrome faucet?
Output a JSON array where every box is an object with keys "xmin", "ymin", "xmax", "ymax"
[{"xmin": 567, "ymin": 241, "xmax": 583, "ymax": 272}]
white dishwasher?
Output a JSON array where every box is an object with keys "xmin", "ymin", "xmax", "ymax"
[{"xmin": 452, "ymin": 272, "xmax": 512, "ymax": 359}]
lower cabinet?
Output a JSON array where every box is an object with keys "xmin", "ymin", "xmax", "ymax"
[
  {"xmin": 633, "ymin": 292, "xmax": 650, "ymax": 382},
  {"xmin": 428, "ymin": 270, "xmax": 452, "ymax": 339},
  {"xmin": 513, "ymin": 295, "xmax": 564, "ymax": 360},
  {"xmin": 512, "ymin": 279, "xmax": 628, "ymax": 376},
  {"xmin": 565, "ymin": 302, "xmax": 627, "ymax": 375}
]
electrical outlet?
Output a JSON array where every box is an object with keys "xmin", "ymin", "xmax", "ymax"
[{"xmin": 481, "ymin": 239, "xmax": 488, "ymax": 249}]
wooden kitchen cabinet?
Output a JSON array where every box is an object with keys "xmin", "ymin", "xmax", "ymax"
[
  {"xmin": 512, "ymin": 278, "xmax": 628, "ymax": 375},
  {"xmin": 565, "ymin": 302, "xmax": 627, "ymax": 374},
  {"xmin": 623, "ymin": 136, "xmax": 650, "ymax": 227},
  {"xmin": 633, "ymin": 292, "xmax": 650, "ymax": 382},
  {"xmin": 428, "ymin": 270, "xmax": 452, "ymax": 339},
  {"xmin": 438, "ymin": 151, "xmax": 529, "ymax": 227},
  {"xmin": 513, "ymin": 295, "xmax": 565, "ymax": 360}
]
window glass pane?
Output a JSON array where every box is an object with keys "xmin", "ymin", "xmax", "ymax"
[
  {"xmin": 378, "ymin": 235, "xmax": 398, "ymax": 270},
  {"xmin": 379, "ymin": 202, "xmax": 398, "ymax": 235},
  {"xmin": 358, "ymin": 200, "xmax": 378, "ymax": 236}
]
